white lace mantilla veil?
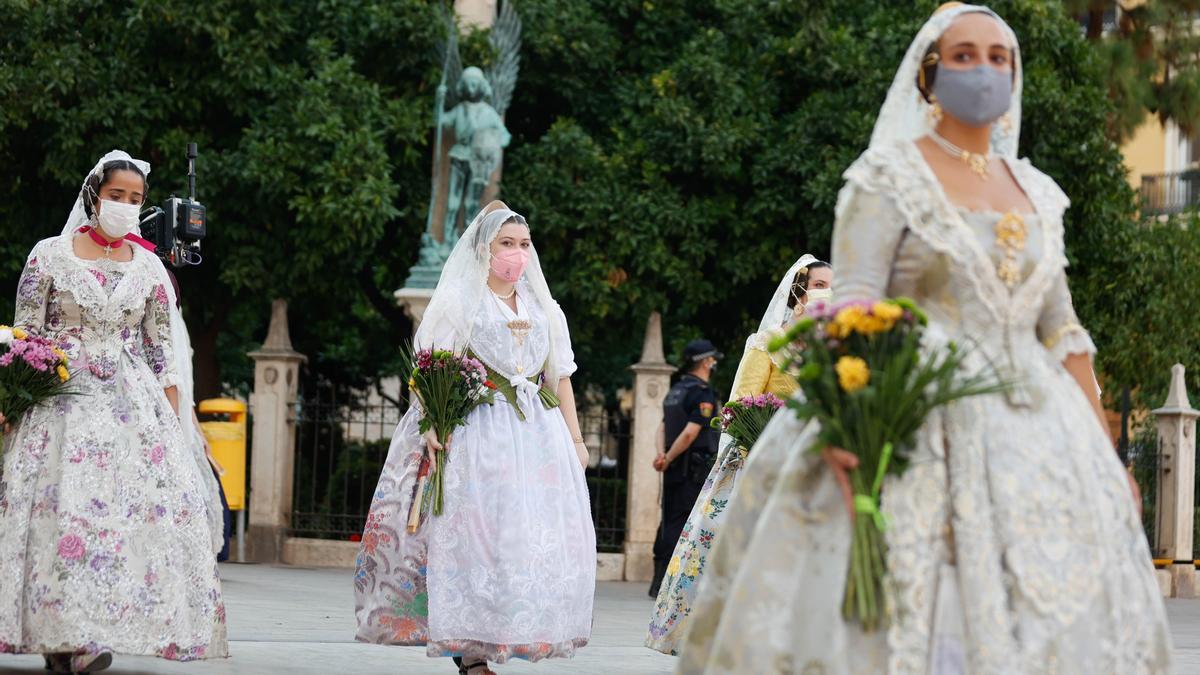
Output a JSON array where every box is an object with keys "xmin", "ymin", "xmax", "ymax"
[
  {"xmin": 57, "ymin": 149, "xmax": 224, "ymax": 554},
  {"xmin": 746, "ymin": 253, "xmax": 817, "ymax": 353},
  {"xmin": 415, "ymin": 204, "xmax": 570, "ymax": 383},
  {"xmin": 866, "ymin": 4, "xmax": 1021, "ymax": 160}
]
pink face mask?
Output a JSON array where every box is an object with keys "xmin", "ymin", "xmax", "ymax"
[{"xmin": 490, "ymin": 248, "xmax": 530, "ymax": 282}]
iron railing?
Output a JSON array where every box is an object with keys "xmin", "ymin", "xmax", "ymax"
[
  {"xmin": 290, "ymin": 382, "xmax": 401, "ymax": 539},
  {"xmin": 1130, "ymin": 431, "xmax": 1161, "ymax": 552},
  {"xmin": 1141, "ymin": 170, "xmax": 1200, "ymax": 216},
  {"xmin": 289, "ymin": 380, "xmax": 631, "ymax": 551},
  {"xmin": 582, "ymin": 411, "xmax": 631, "ymax": 553}
]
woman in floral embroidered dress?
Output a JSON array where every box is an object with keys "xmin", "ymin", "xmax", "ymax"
[
  {"xmin": 0, "ymin": 151, "xmax": 228, "ymax": 673},
  {"xmin": 354, "ymin": 202, "xmax": 595, "ymax": 675},
  {"xmin": 646, "ymin": 255, "xmax": 831, "ymax": 655}
]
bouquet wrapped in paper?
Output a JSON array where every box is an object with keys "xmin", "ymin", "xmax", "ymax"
[
  {"xmin": 769, "ymin": 298, "xmax": 1006, "ymax": 631},
  {"xmin": 710, "ymin": 393, "xmax": 785, "ymax": 457},
  {"xmin": 402, "ymin": 347, "xmax": 496, "ymax": 532},
  {"xmin": 0, "ymin": 326, "xmax": 74, "ymax": 455}
]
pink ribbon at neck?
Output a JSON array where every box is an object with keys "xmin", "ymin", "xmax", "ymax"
[{"xmin": 78, "ymin": 226, "xmax": 156, "ymax": 253}]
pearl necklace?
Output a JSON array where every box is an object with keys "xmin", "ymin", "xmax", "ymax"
[
  {"xmin": 489, "ymin": 285, "xmax": 516, "ymax": 300},
  {"xmin": 930, "ymin": 130, "xmax": 991, "ymax": 180}
]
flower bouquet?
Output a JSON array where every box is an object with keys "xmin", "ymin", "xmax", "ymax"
[
  {"xmin": 402, "ymin": 346, "xmax": 496, "ymax": 532},
  {"xmin": 710, "ymin": 393, "xmax": 785, "ymax": 456},
  {"xmin": 0, "ymin": 326, "xmax": 74, "ymax": 456},
  {"xmin": 769, "ymin": 298, "xmax": 1006, "ymax": 631}
]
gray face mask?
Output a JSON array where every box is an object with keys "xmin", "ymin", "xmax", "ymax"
[{"xmin": 932, "ymin": 64, "xmax": 1012, "ymax": 128}]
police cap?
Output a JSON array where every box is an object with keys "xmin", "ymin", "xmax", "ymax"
[{"xmin": 682, "ymin": 339, "xmax": 724, "ymax": 365}]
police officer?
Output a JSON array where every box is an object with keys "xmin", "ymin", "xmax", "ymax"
[{"xmin": 649, "ymin": 339, "xmax": 722, "ymax": 598}]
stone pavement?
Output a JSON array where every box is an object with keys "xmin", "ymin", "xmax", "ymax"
[{"xmin": 0, "ymin": 563, "xmax": 1196, "ymax": 674}]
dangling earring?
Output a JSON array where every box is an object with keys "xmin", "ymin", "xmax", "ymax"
[
  {"xmin": 999, "ymin": 112, "xmax": 1013, "ymax": 134},
  {"xmin": 927, "ymin": 95, "xmax": 944, "ymax": 126}
]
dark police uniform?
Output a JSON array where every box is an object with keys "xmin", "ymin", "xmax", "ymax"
[{"xmin": 650, "ymin": 371, "xmax": 719, "ymax": 596}]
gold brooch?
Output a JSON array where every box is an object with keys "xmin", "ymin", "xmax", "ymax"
[
  {"xmin": 994, "ymin": 211, "xmax": 1028, "ymax": 288},
  {"xmin": 507, "ymin": 319, "xmax": 532, "ymax": 346}
]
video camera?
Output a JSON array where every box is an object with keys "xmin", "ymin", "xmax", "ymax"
[{"xmin": 140, "ymin": 143, "xmax": 206, "ymax": 267}]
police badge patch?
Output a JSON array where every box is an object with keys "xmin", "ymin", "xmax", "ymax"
[{"xmin": 699, "ymin": 402, "xmax": 714, "ymax": 418}]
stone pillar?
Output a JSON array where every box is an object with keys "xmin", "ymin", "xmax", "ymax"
[
  {"xmin": 246, "ymin": 299, "xmax": 307, "ymax": 564},
  {"xmin": 1153, "ymin": 364, "xmax": 1198, "ymax": 597},
  {"xmin": 394, "ymin": 287, "xmax": 436, "ymax": 338},
  {"xmin": 624, "ymin": 312, "xmax": 676, "ymax": 582}
]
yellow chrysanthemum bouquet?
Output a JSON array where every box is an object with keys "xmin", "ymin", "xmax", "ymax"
[{"xmin": 770, "ymin": 298, "xmax": 1006, "ymax": 631}]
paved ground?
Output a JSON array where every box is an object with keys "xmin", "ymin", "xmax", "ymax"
[{"xmin": 0, "ymin": 563, "xmax": 1195, "ymax": 674}]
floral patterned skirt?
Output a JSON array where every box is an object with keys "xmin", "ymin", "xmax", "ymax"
[
  {"xmin": 354, "ymin": 402, "xmax": 595, "ymax": 663},
  {"xmin": 645, "ymin": 435, "xmax": 746, "ymax": 655},
  {"xmin": 0, "ymin": 359, "xmax": 228, "ymax": 660}
]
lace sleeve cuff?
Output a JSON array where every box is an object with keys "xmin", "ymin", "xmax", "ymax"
[{"xmin": 1043, "ymin": 323, "xmax": 1096, "ymax": 362}]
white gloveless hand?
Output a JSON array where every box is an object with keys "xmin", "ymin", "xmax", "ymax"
[{"xmin": 423, "ymin": 429, "xmax": 448, "ymax": 462}]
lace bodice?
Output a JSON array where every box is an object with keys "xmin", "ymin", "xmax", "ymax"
[
  {"xmin": 834, "ymin": 142, "xmax": 1095, "ymax": 405},
  {"xmin": 14, "ymin": 236, "xmax": 177, "ymax": 386},
  {"xmin": 467, "ymin": 284, "xmax": 577, "ymax": 382}
]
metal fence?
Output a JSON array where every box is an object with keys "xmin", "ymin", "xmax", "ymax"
[
  {"xmin": 1129, "ymin": 431, "xmax": 1161, "ymax": 553},
  {"xmin": 1141, "ymin": 170, "xmax": 1200, "ymax": 216},
  {"xmin": 290, "ymin": 382, "xmax": 402, "ymax": 540},
  {"xmin": 581, "ymin": 411, "xmax": 631, "ymax": 553},
  {"xmin": 290, "ymin": 380, "xmax": 631, "ymax": 551}
]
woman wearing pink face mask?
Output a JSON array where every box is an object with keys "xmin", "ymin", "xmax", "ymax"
[{"xmin": 355, "ymin": 202, "xmax": 595, "ymax": 675}]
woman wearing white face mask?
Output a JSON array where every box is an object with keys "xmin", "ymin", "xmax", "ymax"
[
  {"xmin": 0, "ymin": 151, "xmax": 228, "ymax": 673},
  {"xmin": 355, "ymin": 201, "xmax": 595, "ymax": 675},
  {"xmin": 678, "ymin": 5, "xmax": 1171, "ymax": 674},
  {"xmin": 646, "ymin": 255, "xmax": 832, "ymax": 655}
]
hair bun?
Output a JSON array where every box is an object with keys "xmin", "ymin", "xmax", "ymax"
[{"xmin": 933, "ymin": 1, "xmax": 965, "ymax": 16}]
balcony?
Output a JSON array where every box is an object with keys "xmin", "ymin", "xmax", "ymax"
[{"xmin": 1140, "ymin": 170, "xmax": 1200, "ymax": 216}]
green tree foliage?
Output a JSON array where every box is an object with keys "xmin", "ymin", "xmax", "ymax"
[
  {"xmin": 0, "ymin": 0, "xmax": 1193, "ymax": 410},
  {"xmin": 1068, "ymin": 0, "xmax": 1200, "ymax": 142},
  {"xmin": 0, "ymin": 0, "xmax": 442, "ymax": 398},
  {"xmin": 505, "ymin": 0, "xmax": 1198, "ymax": 402}
]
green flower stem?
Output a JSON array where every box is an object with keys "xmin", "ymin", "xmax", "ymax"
[{"xmin": 431, "ymin": 428, "xmax": 451, "ymax": 516}]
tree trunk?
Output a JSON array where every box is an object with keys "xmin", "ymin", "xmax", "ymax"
[
  {"xmin": 191, "ymin": 299, "xmax": 231, "ymax": 402},
  {"xmin": 1087, "ymin": 8, "xmax": 1105, "ymax": 41}
]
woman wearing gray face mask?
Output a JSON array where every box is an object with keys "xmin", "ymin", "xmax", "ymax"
[{"xmin": 676, "ymin": 4, "xmax": 1172, "ymax": 674}]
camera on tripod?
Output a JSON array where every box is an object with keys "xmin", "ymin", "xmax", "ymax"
[{"xmin": 140, "ymin": 143, "xmax": 206, "ymax": 267}]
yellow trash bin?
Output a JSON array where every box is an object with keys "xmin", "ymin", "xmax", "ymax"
[{"xmin": 198, "ymin": 398, "xmax": 247, "ymax": 511}]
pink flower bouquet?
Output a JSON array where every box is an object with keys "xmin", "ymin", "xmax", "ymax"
[
  {"xmin": 710, "ymin": 393, "xmax": 786, "ymax": 455},
  {"xmin": 402, "ymin": 346, "xmax": 497, "ymax": 531},
  {"xmin": 0, "ymin": 325, "xmax": 75, "ymax": 455}
]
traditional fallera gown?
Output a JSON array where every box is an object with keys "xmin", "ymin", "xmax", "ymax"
[
  {"xmin": 645, "ymin": 333, "xmax": 798, "ymax": 655},
  {"xmin": 355, "ymin": 285, "xmax": 596, "ymax": 663},
  {"xmin": 0, "ymin": 235, "xmax": 228, "ymax": 661},
  {"xmin": 674, "ymin": 140, "xmax": 1173, "ymax": 674}
]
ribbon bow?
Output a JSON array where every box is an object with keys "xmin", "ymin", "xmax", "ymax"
[
  {"xmin": 508, "ymin": 374, "xmax": 541, "ymax": 406},
  {"xmin": 853, "ymin": 441, "xmax": 894, "ymax": 532},
  {"xmin": 79, "ymin": 226, "xmax": 156, "ymax": 253}
]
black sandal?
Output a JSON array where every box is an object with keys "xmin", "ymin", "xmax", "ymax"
[{"xmin": 452, "ymin": 657, "xmax": 495, "ymax": 675}]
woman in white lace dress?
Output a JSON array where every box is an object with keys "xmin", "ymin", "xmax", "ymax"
[
  {"xmin": 677, "ymin": 5, "xmax": 1172, "ymax": 674},
  {"xmin": 0, "ymin": 152, "xmax": 228, "ymax": 673},
  {"xmin": 646, "ymin": 255, "xmax": 830, "ymax": 655},
  {"xmin": 354, "ymin": 202, "xmax": 595, "ymax": 675}
]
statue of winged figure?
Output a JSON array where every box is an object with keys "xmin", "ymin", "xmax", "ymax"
[{"xmin": 425, "ymin": 0, "xmax": 522, "ymax": 252}]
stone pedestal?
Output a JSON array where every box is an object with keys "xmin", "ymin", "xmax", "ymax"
[
  {"xmin": 394, "ymin": 287, "xmax": 436, "ymax": 337},
  {"xmin": 624, "ymin": 312, "xmax": 676, "ymax": 582},
  {"xmin": 246, "ymin": 299, "xmax": 307, "ymax": 564},
  {"xmin": 1153, "ymin": 364, "xmax": 1198, "ymax": 597}
]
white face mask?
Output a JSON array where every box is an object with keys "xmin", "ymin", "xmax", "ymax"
[
  {"xmin": 96, "ymin": 199, "xmax": 141, "ymax": 239},
  {"xmin": 807, "ymin": 287, "xmax": 834, "ymax": 304}
]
